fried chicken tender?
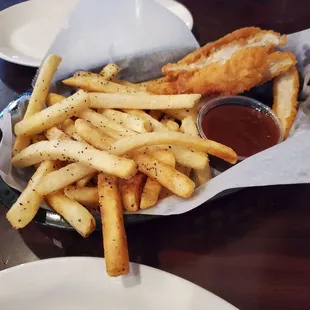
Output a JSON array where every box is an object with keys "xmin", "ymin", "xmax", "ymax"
[
  {"xmin": 149, "ymin": 47, "xmax": 296, "ymax": 96},
  {"xmin": 163, "ymin": 28, "xmax": 286, "ymax": 78},
  {"xmin": 147, "ymin": 27, "xmax": 290, "ymax": 96},
  {"xmin": 272, "ymin": 66, "xmax": 299, "ymax": 139}
]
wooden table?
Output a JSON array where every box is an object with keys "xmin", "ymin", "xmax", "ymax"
[{"xmin": 1, "ymin": 1, "xmax": 310, "ymax": 309}]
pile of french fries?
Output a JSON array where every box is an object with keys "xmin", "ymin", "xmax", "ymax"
[{"xmin": 6, "ymin": 54, "xmax": 237, "ymax": 277}]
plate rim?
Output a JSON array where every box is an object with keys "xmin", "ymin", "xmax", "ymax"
[
  {"xmin": 0, "ymin": 0, "xmax": 193, "ymax": 67},
  {"xmin": 0, "ymin": 0, "xmax": 76, "ymax": 67},
  {"xmin": 0, "ymin": 256, "xmax": 238, "ymax": 310}
]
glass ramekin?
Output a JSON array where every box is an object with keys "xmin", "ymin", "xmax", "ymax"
[{"xmin": 197, "ymin": 95, "xmax": 284, "ymax": 161}]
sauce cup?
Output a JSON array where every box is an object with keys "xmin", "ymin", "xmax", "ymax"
[{"xmin": 197, "ymin": 95, "xmax": 284, "ymax": 161}]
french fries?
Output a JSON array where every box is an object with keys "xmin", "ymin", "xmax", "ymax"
[
  {"xmin": 14, "ymin": 90, "xmax": 89, "ymax": 136},
  {"xmin": 134, "ymin": 153, "xmax": 195, "ymax": 198},
  {"xmin": 46, "ymin": 192, "xmax": 96, "ymax": 238},
  {"xmin": 100, "ymin": 63, "xmax": 120, "ymax": 80},
  {"xmin": 47, "ymin": 93, "xmax": 66, "ymax": 106},
  {"xmin": 140, "ymin": 150, "xmax": 176, "ymax": 209},
  {"xmin": 45, "ymin": 126, "xmax": 71, "ymax": 141},
  {"xmin": 36, "ymin": 162, "xmax": 96, "ymax": 196},
  {"xmin": 273, "ymin": 65, "xmax": 299, "ymax": 139},
  {"xmin": 109, "ymin": 131, "xmax": 238, "ymax": 164},
  {"xmin": 89, "ymin": 93, "xmax": 201, "ymax": 110},
  {"xmin": 163, "ymin": 108, "xmax": 198, "ymax": 121},
  {"xmin": 124, "ymin": 109, "xmax": 209, "ymax": 169},
  {"xmin": 75, "ymin": 119, "xmax": 115, "ymax": 151},
  {"xmin": 63, "ymin": 72, "xmax": 140, "ymax": 94},
  {"xmin": 78, "ymin": 108, "xmax": 135, "ymax": 137},
  {"xmin": 13, "ymin": 55, "xmax": 62, "ymax": 155},
  {"xmin": 61, "ymin": 119, "xmax": 93, "ymax": 147},
  {"xmin": 64, "ymin": 186, "xmax": 99, "ymax": 209},
  {"xmin": 11, "ymin": 140, "xmax": 137, "ymax": 179},
  {"xmin": 181, "ymin": 116, "xmax": 212, "ymax": 185},
  {"xmin": 119, "ymin": 173, "xmax": 145, "ymax": 212},
  {"xmin": 76, "ymin": 173, "xmax": 96, "ymax": 187},
  {"xmin": 161, "ymin": 118, "xmax": 179, "ymax": 131},
  {"xmin": 114, "ymin": 79, "xmax": 148, "ymax": 92},
  {"xmin": 6, "ymin": 161, "xmax": 57, "ymax": 228},
  {"xmin": 180, "ymin": 116, "xmax": 199, "ymax": 136},
  {"xmin": 101, "ymin": 109, "xmax": 152, "ymax": 133},
  {"xmin": 98, "ymin": 173, "xmax": 129, "ymax": 276}
]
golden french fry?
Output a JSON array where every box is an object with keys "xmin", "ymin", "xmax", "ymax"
[
  {"xmin": 63, "ymin": 73, "xmax": 140, "ymax": 93},
  {"xmin": 13, "ymin": 55, "xmax": 62, "ymax": 155},
  {"xmin": 12, "ymin": 140, "xmax": 138, "ymax": 179},
  {"xmin": 79, "ymin": 108, "xmax": 135, "ymax": 137},
  {"xmin": 134, "ymin": 153, "xmax": 195, "ymax": 199},
  {"xmin": 46, "ymin": 93, "xmax": 66, "ymax": 106},
  {"xmin": 124, "ymin": 109, "xmax": 167, "ymax": 132},
  {"xmin": 26, "ymin": 55, "xmax": 62, "ymax": 117},
  {"xmin": 159, "ymin": 145, "xmax": 192, "ymax": 200},
  {"xmin": 101, "ymin": 109, "xmax": 152, "ymax": 133},
  {"xmin": 181, "ymin": 115, "xmax": 212, "ymax": 185},
  {"xmin": 31, "ymin": 134, "xmax": 47, "ymax": 143},
  {"xmin": 163, "ymin": 108, "xmax": 198, "ymax": 121},
  {"xmin": 14, "ymin": 90, "xmax": 89, "ymax": 136},
  {"xmin": 119, "ymin": 173, "xmax": 145, "ymax": 212},
  {"xmin": 140, "ymin": 150, "xmax": 175, "ymax": 209},
  {"xmin": 64, "ymin": 186, "xmax": 99, "ymax": 209},
  {"xmin": 273, "ymin": 66, "xmax": 299, "ymax": 139},
  {"xmin": 99, "ymin": 63, "xmax": 120, "ymax": 80},
  {"xmin": 61, "ymin": 118, "xmax": 92, "ymax": 147},
  {"xmin": 176, "ymin": 162, "xmax": 191, "ymax": 177},
  {"xmin": 98, "ymin": 173, "xmax": 129, "ymax": 276},
  {"xmin": 124, "ymin": 110, "xmax": 208, "ymax": 169},
  {"xmin": 144, "ymin": 149, "xmax": 176, "ymax": 167},
  {"xmin": 161, "ymin": 118, "xmax": 179, "ymax": 131},
  {"xmin": 114, "ymin": 79, "xmax": 149, "ymax": 92},
  {"xmin": 140, "ymin": 178, "xmax": 162, "ymax": 209},
  {"xmin": 109, "ymin": 131, "xmax": 237, "ymax": 164},
  {"xmin": 180, "ymin": 116, "xmax": 199, "ymax": 136},
  {"xmin": 89, "ymin": 93, "xmax": 201, "ymax": 110},
  {"xmin": 46, "ymin": 192, "xmax": 96, "ymax": 238},
  {"xmin": 6, "ymin": 161, "xmax": 57, "ymax": 228},
  {"xmin": 75, "ymin": 119, "xmax": 115, "ymax": 151},
  {"xmin": 36, "ymin": 162, "xmax": 96, "ymax": 196},
  {"xmin": 194, "ymin": 164, "xmax": 212, "ymax": 186},
  {"xmin": 138, "ymin": 77, "xmax": 166, "ymax": 89},
  {"xmin": 46, "ymin": 127, "xmax": 100, "ymax": 190},
  {"xmin": 76, "ymin": 173, "xmax": 96, "ymax": 187},
  {"xmin": 45, "ymin": 126, "xmax": 71, "ymax": 141}
]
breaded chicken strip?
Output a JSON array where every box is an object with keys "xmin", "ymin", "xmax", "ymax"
[
  {"xmin": 163, "ymin": 28, "xmax": 287, "ymax": 78},
  {"xmin": 272, "ymin": 66, "xmax": 299, "ymax": 139},
  {"xmin": 148, "ymin": 48, "xmax": 296, "ymax": 96}
]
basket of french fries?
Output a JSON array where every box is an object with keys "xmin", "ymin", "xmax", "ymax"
[{"xmin": 2, "ymin": 0, "xmax": 310, "ymax": 277}]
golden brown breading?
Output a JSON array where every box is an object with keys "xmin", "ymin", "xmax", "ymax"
[
  {"xmin": 148, "ymin": 49, "xmax": 296, "ymax": 96},
  {"xmin": 272, "ymin": 66, "xmax": 299, "ymax": 139},
  {"xmin": 163, "ymin": 28, "xmax": 286, "ymax": 78},
  {"xmin": 263, "ymin": 51, "xmax": 297, "ymax": 83}
]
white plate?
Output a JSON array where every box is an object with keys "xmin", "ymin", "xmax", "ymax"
[
  {"xmin": 0, "ymin": 257, "xmax": 238, "ymax": 310},
  {"xmin": 0, "ymin": 0, "xmax": 78, "ymax": 67},
  {"xmin": 0, "ymin": 0, "xmax": 193, "ymax": 67},
  {"xmin": 156, "ymin": 0, "xmax": 193, "ymax": 30}
]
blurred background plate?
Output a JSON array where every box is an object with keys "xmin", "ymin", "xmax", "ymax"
[
  {"xmin": 0, "ymin": 257, "xmax": 238, "ymax": 310},
  {"xmin": 0, "ymin": 0, "xmax": 193, "ymax": 67}
]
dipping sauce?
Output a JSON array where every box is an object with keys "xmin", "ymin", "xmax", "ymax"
[{"xmin": 201, "ymin": 104, "xmax": 281, "ymax": 158}]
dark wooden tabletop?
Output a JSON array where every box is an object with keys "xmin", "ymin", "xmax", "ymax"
[{"xmin": 1, "ymin": 1, "xmax": 310, "ymax": 309}]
